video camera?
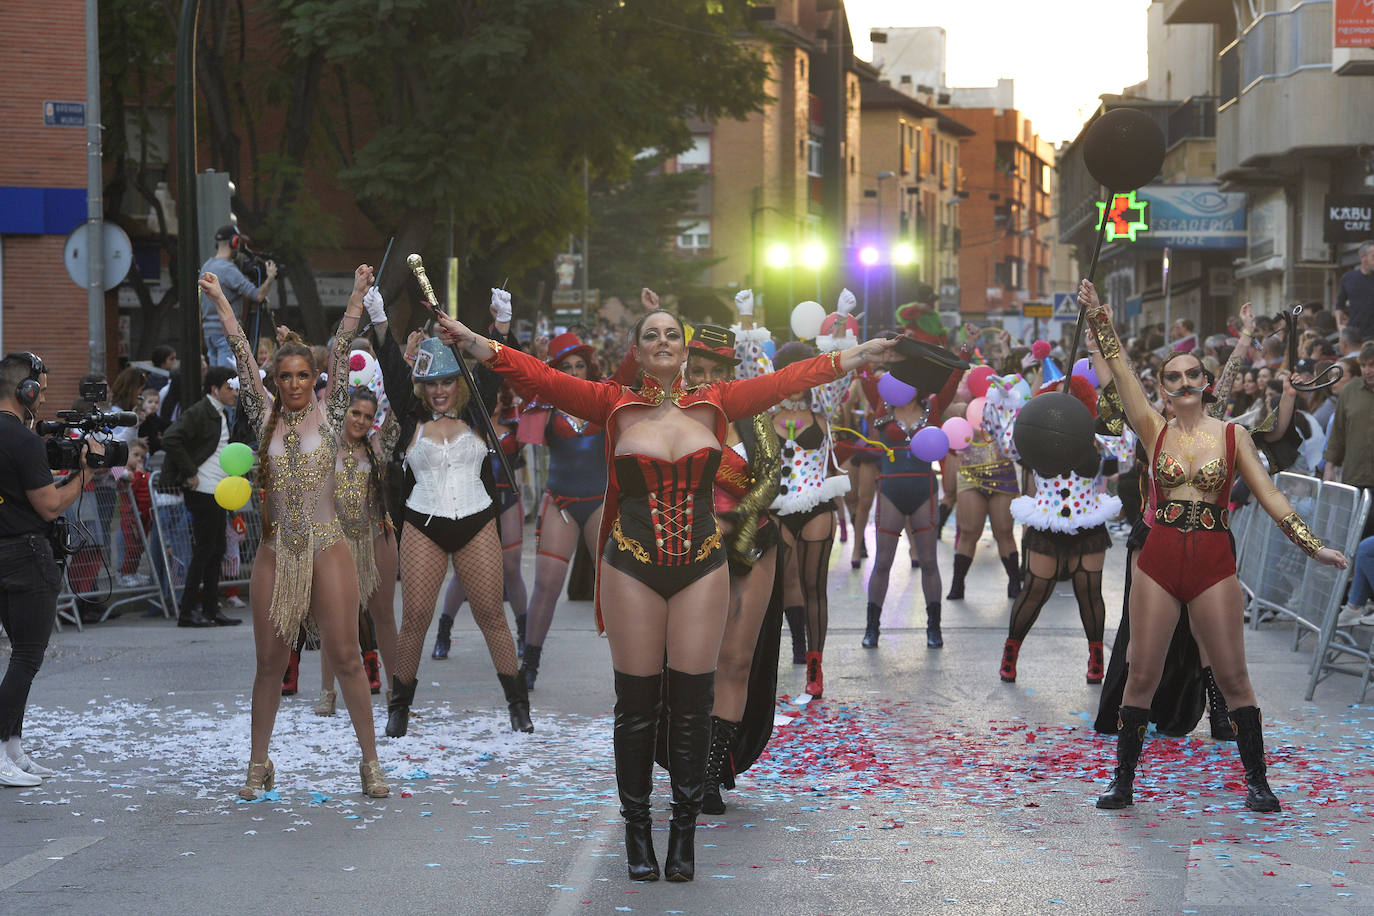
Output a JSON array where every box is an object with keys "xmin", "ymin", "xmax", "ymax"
[
  {"xmin": 239, "ymin": 241, "xmax": 283, "ymax": 277},
  {"xmin": 35, "ymin": 378, "xmax": 136, "ymax": 470}
]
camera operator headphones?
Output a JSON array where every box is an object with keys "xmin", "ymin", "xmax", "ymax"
[
  {"xmin": 214, "ymin": 224, "xmax": 243, "ymax": 251},
  {"xmin": 8, "ymin": 351, "xmax": 46, "ymax": 409}
]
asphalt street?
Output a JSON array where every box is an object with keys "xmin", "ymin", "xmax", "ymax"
[{"xmin": 2, "ymin": 520, "xmax": 1372, "ymax": 916}]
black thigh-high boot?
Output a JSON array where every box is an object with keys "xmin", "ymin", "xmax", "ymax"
[
  {"xmin": 947, "ymin": 553, "xmax": 972, "ymax": 600},
  {"xmin": 862, "ymin": 602, "xmax": 882, "ymax": 648},
  {"xmin": 701, "ymin": 716, "xmax": 740, "ymax": 816},
  {"xmin": 1096, "ymin": 705, "xmax": 1149, "ymax": 809},
  {"xmin": 386, "ymin": 676, "xmax": 417, "ymax": 738},
  {"xmin": 664, "ymin": 669, "xmax": 715, "ymax": 882},
  {"xmin": 783, "ymin": 606, "xmax": 807, "ymax": 664},
  {"xmin": 1001, "ymin": 550, "xmax": 1022, "ymax": 599},
  {"xmin": 1203, "ymin": 667, "xmax": 1237, "ymax": 741},
  {"xmin": 614, "ymin": 670, "xmax": 663, "ymax": 881},
  {"xmin": 1230, "ymin": 706, "xmax": 1281, "ymax": 812}
]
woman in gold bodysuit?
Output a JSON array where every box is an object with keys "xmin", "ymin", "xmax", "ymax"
[
  {"xmin": 1082, "ymin": 279, "xmax": 1344, "ymax": 813},
  {"xmin": 201, "ymin": 265, "xmax": 389, "ymax": 801},
  {"xmin": 315, "ymin": 386, "xmax": 399, "ymax": 715}
]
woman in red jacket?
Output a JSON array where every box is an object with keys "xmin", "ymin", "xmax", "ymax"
[{"xmin": 434, "ymin": 305, "xmax": 896, "ymax": 884}]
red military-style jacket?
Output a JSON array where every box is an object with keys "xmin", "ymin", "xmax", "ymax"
[{"xmin": 483, "ymin": 340, "xmax": 847, "ymax": 629}]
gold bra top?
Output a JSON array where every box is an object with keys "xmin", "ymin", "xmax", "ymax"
[{"xmin": 1155, "ymin": 451, "xmax": 1228, "ymax": 493}]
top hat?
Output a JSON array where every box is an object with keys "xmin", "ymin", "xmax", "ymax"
[
  {"xmin": 889, "ymin": 337, "xmax": 969, "ymax": 393},
  {"xmin": 412, "ymin": 337, "xmax": 463, "ymax": 381},
  {"xmin": 686, "ymin": 324, "xmax": 740, "ymax": 366},
  {"xmin": 546, "ymin": 332, "xmax": 599, "ymax": 378}
]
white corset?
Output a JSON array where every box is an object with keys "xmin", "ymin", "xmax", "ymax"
[{"xmin": 405, "ymin": 427, "xmax": 493, "ymax": 521}]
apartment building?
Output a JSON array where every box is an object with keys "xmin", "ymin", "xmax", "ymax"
[
  {"xmin": 857, "ymin": 79, "xmax": 973, "ymax": 326},
  {"xmin": 676, "ymin": 1, "xmax": 869, "ymax": 323},
  {"xmin": 1162, "ymin": 0, "xmax": 1374, "ymax": 311}
]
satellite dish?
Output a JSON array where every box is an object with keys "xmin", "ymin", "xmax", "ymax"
[
  {"xmin": 1082, "ymin": 108, "xmax": 1166, "ymax": 192},
  {"xmin": 63, "ymin": 221, "xmax": 134, "ymax": 291}
]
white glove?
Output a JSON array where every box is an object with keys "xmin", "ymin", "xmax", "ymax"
[
  {"xmin": 490, "ymin": 288, "xmax": 512, "ymax": 323},
  {"xmin": 363, "ymin": 287, "xmax": 387, "ymax": 325},
  {"xmin": 734, "ymin": 288, "xmax": 754, "ymax": 317},
  {"xmin": 836, "ymin": 288, "xmax": 857, "ymax": 315}
]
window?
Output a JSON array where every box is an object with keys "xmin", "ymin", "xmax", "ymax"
[
  {"xmin": 806, "ymin": 138, "xmax": 823, "ymax": 177},
  {"xmin": 676, "ymin": 220, "xmax": 710, "ymax": 251},
  {"xmin": 677, "ymin": 135, "xmax": 711, "ymax": 171}
]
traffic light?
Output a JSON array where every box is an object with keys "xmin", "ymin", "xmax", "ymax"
[{"xmin": 195, "ymin": 169, "xmax": 237, "ymax": 265}]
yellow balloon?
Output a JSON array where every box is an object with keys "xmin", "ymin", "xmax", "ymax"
[{"xmin": 214, "ymin": 475, "xmax": 252, "ymax": 511}]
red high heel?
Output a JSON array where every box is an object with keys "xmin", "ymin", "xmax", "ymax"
[
  {"xmin": 804, "ymin": 651, "xmax": 824, "ymax": 697},
  {"xmin": 999, "ymin": 639, "xmax": 1021, "ymax": 683},
  {"xmin": 281, "ymin": 649, "xmax": 301, "ymax": 696},
  {"xmin": 363, "ymin": 650, "xmax": 382, "ymax": 694},
  {"xmin": 1087, "ymin": 641, "xmax": 1104, "ymax": 684}
]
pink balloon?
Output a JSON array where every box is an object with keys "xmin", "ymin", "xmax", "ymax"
[
  {"xmin": 942, "ymin": 416, "xmax": 974, "ymax": 450},
  {"xmin": 910, "ymin": 426, "xmax": 950, "ymax": 462},
  {"xmin": 965, "ymin": 397, "xmax": 988, "ymax": 427},
  {"xmin": 967, "ymin": 365, "xmax": 996, "ymax": 398},
  {"xmin": 877, "ymin": 372, "xmax": 916, "ymax": 407}
]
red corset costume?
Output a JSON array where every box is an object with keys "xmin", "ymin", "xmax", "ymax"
[
  {"xmin": 484, "ymin": 340, "xmax": 847, "ymax": 629},
  {"xmin": 607, "ymin": 448, "xmax": 724, "ymax": 598}
]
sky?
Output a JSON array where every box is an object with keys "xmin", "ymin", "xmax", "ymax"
[{"xmin": 844, "ymin": 0, "xmax": 1153, "ymax": 145}]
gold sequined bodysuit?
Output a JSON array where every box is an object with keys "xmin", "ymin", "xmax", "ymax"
[
  {"xmin": 229, "ymin": 321, "xmax": 355, "ymax": 639},
  {"xmin": 334, "ymin": 414, "xmax": 398, "ymax": 602}
]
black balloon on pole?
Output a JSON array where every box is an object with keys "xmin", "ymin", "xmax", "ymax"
[
  {"xmin": 1082, "ymin": 108, "xmax": 1166, "ymax": 192},
  {"xmin": 1013, "ymin": 392, "xmax": 1097, "ymax": 479}
]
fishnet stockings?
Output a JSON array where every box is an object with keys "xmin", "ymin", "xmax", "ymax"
[
  {"xmin": 1008, "ymin": 548, "xmax": 1106, "ymax": 642},
  {"xmin": 396, "ymin": 520, "xmax": 518, "ymax": 683},
  {"xmin": 779, "ymin": 514, "xmax": 836, "ymax": 653}
]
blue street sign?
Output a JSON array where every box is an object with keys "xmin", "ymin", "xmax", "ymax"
[
  {"xmin": 1053, "ymin": 292, "xmax": 1078, "ymax": 318},
  {"xmin": 43, "ymin": 101, "xmax": 85, "ymax": 127}
]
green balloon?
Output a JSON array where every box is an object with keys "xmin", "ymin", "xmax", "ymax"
[{"xmin": 219, "ymin": 441, "xmax": 255, "ymax": 477}]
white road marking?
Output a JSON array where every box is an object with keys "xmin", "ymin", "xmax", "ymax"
[{"xmin": 0, "ymin": 835, "xmax": 104, "ymax": 891}]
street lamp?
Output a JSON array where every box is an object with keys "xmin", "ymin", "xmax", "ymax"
[
  {"xmin": 859, "ymin": 245, "xmax": 881, "ymax": 339},
  {"xmin": 876, "ymin": 170, "xmax": 895, "ymax": 236},
  {"xmin": 766, "ymin": 242, "xmax": 794, "ymax": 307},
  {"xmin": 890, "ymin": 241, "xmax": 916, "ymax": 315},
  {"xmin": 800, "ymin": 241, "xmax": 826, "ymax": 302}
]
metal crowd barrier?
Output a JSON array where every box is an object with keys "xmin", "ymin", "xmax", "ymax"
[
  {"xmin": 1234, "ymin": 471, "xmax": 1372, "ymax": 701},
  {"xmin": 148, "ymin": 470, "xmax": 265, "ymax": 617},
  {"xmin": 55, "ymin": 474, "xmax": 169, "ymax": 630}
]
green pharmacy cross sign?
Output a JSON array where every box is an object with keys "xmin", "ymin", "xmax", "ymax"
[{"xmin": 1095, "ymin": 191, "xmax": 1149, "ymax": 242}]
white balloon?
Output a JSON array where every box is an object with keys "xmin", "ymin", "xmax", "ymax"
[{"xmin": 790, "ymin": 300, "xmax": 826, "ymax": 340}]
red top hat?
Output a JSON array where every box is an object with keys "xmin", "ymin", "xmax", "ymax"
[
  {"xmin": 547, "ymin": 332, "xmax": 600, "ymax": 379},
  {"xmin": 686, "ymin": 324, "xmax": 740, "ymax": 366}
]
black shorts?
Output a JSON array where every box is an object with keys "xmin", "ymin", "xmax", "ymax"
[
  {"xmin": 403, "ymin": 505, "xmax": 496, "ymax": 554},
  {"xmin": 776, "ymin": 502, "xmax": 835, "ymax": 541}
]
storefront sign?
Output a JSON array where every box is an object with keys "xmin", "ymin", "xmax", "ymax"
[
  {"xmin": 1324, "ymin": 193, "xmax": 1374, "ymax": 242},
  {"xmin": 1334, "ymin": 0, "xmax": 1374, "ymax": 49},
  {"xmin": 1134, "ymin": 184, "xmax": 1246, "ymax": 249}
]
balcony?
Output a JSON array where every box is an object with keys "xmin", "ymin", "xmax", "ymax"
[
  {"xmin": 1166, "ymin": 96, "xmax": 1216, "ymax": 150},
  {"xmin": 1163, "ymin": 0, "xmax": 1231, "ymax": 25},
  {"xmin": 1216, "ymin": 1, "xmax": 1373, "ymax": 178}
]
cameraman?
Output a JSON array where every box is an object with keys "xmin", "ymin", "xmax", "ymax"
[
  {"xmin": 0, "ymin": 352, "xmax": 101, "ymax": 786},
  {"xmin": 201, "ymin": 224, "xmax": 276, "ymax": 368}
]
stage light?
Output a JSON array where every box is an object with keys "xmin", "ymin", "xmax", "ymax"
[
  {"xmin": 859, "ymin": 245, "xmax": 880, "ymax": 267},
  {"xmin": 800, "ymin": 241, "xmax": 826, "ymax": 269},
  {"xmin": 890, "ymin": 242, "xmax": 916, "ymax": 266},
  {"xmin": 766, "ymin": 242, "xmax": 792, "ymax": 269}
]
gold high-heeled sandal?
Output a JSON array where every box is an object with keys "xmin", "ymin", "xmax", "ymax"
[
  {"xmin": 238, "ymin": 759, "xmax": 274, "ymax": 801},
  {"xmin": 313, "ymin": 689, "xmax": 337, "ymax": 716},
  {"xmin": 359, "ymin": 759, "xmax": 389, "ymax": 798}
]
